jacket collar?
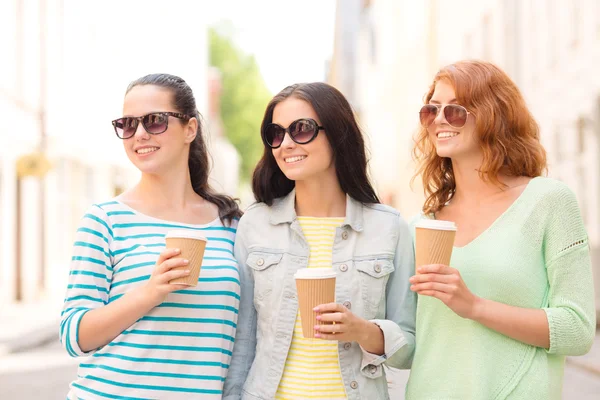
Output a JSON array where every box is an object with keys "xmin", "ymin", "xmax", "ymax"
[{"xmin": 269, "ymin": 188, "xmax": 364, "ymax": 232}]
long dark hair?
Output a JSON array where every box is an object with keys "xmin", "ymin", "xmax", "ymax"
[
  {"xmin": 252, "ymin": 82, "xmax": 379, "ymax": 205},
  {"xmin": 126, "ymin": 73, "xmax": 242, "ymax": 224}
]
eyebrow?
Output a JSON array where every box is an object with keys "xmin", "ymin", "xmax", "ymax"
[{"xmin": 429, "ymin": 98, "xmax": 458, "ymax": 104}]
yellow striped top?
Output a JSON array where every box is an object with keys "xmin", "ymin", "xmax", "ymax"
[{"xmin": 275, "ymin": 217, "xmax": 347, "ymax": 400}]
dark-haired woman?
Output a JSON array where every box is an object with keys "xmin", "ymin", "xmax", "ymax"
[
  {"xmin": 60, "ymin": 74, "xmax": 242, "ymax": 399},
  {"xmin": 223, "ymin": 82, "xmax": 416, "ymax": 400}
]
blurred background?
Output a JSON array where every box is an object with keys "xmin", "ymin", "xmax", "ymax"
[{"xmin": 0, "ymin": 0, "xmax": 599, "ymax": 398}]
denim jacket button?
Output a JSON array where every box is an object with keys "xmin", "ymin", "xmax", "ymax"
[
  {"xmin": 369, "ymin": 365, "xmax": 378, "ymax": 374},
  {"xmin": 374, "ymin": 263, "xmax": 382, "ymax": 273},
  {"xmin": 342, "ymin": 231, "xmax": 349, "ymax": 240},
  {"xmin": 350, "ymin": 381, "xmax": 358, "ymax": 389},
  {"xmin": 343, "ymin": 301, "xmax": 351, "ymax": 310},
  {"xmin": 339, "ymin": 264, "xmax": 348, "ymax": 272},
  {"xmin": 257, "ymin": 258, "xmax": 265, "ymax": 266},
  {"xmin": 343, "ymin": 342, "xmax": 351, "ymax": 350}
]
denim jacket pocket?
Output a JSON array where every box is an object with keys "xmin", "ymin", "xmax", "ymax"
[
  {"xmin": 354, "ymin": 259, "xmax": 394, "ymax": 318},
  {"xmin": 246, "ymin": 251, "xmax": 283, "ymax": 312}
]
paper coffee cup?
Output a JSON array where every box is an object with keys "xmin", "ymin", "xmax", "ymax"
[
  {"xmin": 165, "ymin": 230, "xmax": 207, "ymax": 286},
  {"xmin": 294, "ymin": 268, "xmax": 336, "ymax": 339},
  {"xmin": 415, "ymin": 219, "xmax": 457, "ymax": 270}
]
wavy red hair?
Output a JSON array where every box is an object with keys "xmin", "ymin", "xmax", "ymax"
[{"xmin": 413, "ymin": 60, "xmax": 547, "ymax": 214}]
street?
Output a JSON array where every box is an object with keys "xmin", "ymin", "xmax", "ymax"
[{"xmin": 0, "ymin": 341, "xmax": 599, "ymax": 399}]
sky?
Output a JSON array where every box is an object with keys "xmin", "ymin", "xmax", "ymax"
[
  {"xmin": 0, "ymin": 0, "xmax": 338, "ymax": 161},
  {"xmin": 205, "ymin": 0, "xmax": 338, "ymax": 94}
]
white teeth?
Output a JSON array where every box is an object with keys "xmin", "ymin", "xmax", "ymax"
[
  {"xmin": 285, "ymin": 156, "xmax": 306, "ymax": 163},
  {"xmin": 437, "ymin": 132, "xmax": 459, "ymax": 139},
  {"xmin": 136, "ymin": 147, "xmax": 158, "ymax": 154}
]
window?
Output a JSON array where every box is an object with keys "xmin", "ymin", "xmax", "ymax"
[
  {"xmin": 547, "ymin": 0, "xmax": 557, "ymax": 67},
  {"xmin": 553, "ymin": 127, "xmax": 562, "ymax": 163},
  {"xmin": 482, "ymin": 14, "xmax": 492, "ymax": 60},
  {"xmin": 528, "ymin": 0, "xmax": 538, "ymax": 85},
  {"xmin": 576, "ymin": 116, "xmax": 586, "ymax": 154},
  {"xmin": 465, "ymin": 33, "xmax": 473, "ymax": 58},
  {"xmin": 571, "ymin": 0, "xmax": 581, "ymax": 48}
]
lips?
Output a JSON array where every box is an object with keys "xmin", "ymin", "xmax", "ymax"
[
  {"xmin": 284, "ymin": 155, "xmax": 307, "ymax": 163},
  {"xmin": 436, "ymin": 131, "xmax": 459, "ymax": 139},
  {"xmin": 135, "ymin": 146, "xmax": 159, "ymax": 154}
]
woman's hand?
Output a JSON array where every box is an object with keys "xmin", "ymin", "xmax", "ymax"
[
  {"xmin": 312, "ymin": 303, "xmax": 371, "ymax": 340},
  {"xmin": 142, "ymin": 248, "xmax": 191, "ymax": 307},
  {"xmin": 409, "ymin": 264, "xmax": 480, "ymax": 319},
  {"xmin": 314, "ymin": 303, "xmax": 385, "ymax": 354}
]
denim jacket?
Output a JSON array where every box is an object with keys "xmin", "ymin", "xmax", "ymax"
[{"xmin": 223, "ymin": 190, "xmax": 417, "ymax": 400}]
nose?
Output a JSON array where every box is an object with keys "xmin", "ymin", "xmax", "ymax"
[
  {"xmin": 133, "ymin": 120, "xmax": 150, "ymax": 140},
  {"xmin": 280, "ymin": 131, "xmax": 296, "ymax": 149},
  {"xmin": 433, "ymin": 106, "xmax": 448, "ymax": 126}
]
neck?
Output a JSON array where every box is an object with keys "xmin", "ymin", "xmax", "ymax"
[
  {"xmin": 450, "ymin": 156, "xmax": 509, "ymax": 205},
  {"xmin": 294, "ymin": 174, "xmax": 346, "ymax": 217},
  {"xmin": 132, "ymin": 164, "xmax": 197, "ymax": 209}
]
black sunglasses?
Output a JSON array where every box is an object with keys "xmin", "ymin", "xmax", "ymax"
[
  {"xmin": 112, "ymin": 112, "xmax": 190, "ymax": 139},
  {"xmin": 419, "ymin": 104, "xmax": 471, "ymax": 129},
  {"xmin": 263, "ymin": 118, "xmax": 324, "ymax": 148}
]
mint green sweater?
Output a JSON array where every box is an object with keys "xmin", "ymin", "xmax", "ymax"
[{"xmin": 406, "ymin": 177, "xmax": 596, "ymax": 400}]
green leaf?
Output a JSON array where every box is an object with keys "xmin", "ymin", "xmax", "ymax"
[{"xmin": 209, "ymin": 26, "xmax": 272, "ymax": 183}]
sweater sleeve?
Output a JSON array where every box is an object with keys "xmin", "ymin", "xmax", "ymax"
[
  {"xmin": 542, "ymin": 184, "xmax": 596, "ymax": 356},
  {"xmin": 60, "ymin": 204, "xmax": 113, "ymax": 357}
]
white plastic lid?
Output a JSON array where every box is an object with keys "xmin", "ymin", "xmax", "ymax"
[
  {"xmin": 294, "ymin": 268, "xmax": 337, "ymax": 279},
  {"xmin": 415, "ymin": 219, "xmax": 457, "ymax": 231},
  {"xmin": 165, "ymin": 230, "xmax": 207, "ymax": 241}
]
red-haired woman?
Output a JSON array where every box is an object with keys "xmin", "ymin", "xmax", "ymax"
[{"xmin": 407, "ymin": 60, "xmax": 596, "ymax": 399}]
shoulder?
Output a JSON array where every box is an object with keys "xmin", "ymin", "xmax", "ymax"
[
  {"xmin": 362, "ymin": 203, "xmax": 410, "ymax": 235},
  {"xmin": 527, "ymin": 177, "xmax": 579, "ymax": 208},
  {"xmin": 239, "ymin": 201, "xmax": 271, "ymax": 222},
  {"xmin": 363, "ymin": 203, "xmax": 401, "ymax": 217},
  {"xmin": 83, "ymin": 199, "xmax": 124, "ymax": 222},
  {"xmin": 236, "ymin": 201, "xmax": 276, "ymax": 235}
]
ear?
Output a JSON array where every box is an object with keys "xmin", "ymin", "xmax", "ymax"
[{"xmin": 184, "ymin": 117, "xmax": 198, "ymax": 144}]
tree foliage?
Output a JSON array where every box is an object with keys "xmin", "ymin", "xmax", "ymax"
[{"xmin": 209, "ymin": 26, "xmax": 272, "ymax": 183}]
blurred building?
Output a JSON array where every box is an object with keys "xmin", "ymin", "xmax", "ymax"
[
  {"xmin": 0, "ymin": 0, "xmax": 216, "ymax": 305},
  {"xmin": 329, "ymin": 0, "xmax": 436, "ymax": 215},
  {"xmin": 330, "ymin": 0, "xmax": 600, "ymax": 317}
]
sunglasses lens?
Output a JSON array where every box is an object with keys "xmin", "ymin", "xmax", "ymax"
[
  {"xmin": 143, "ymin": 113, "xmax": 168, "ymax": 134},
  {"xmin": 114, "ymin": 117, "xmax": 137, "ymax": 138},
  {"xmin": 444, "ymin": 105, "xmax": 468, "ymax": 128},
  {"xmin": 264, "ymin": 124, "xmax": 285, "ymax": 147},
  {"xmin": 419, "ymin": 105, "xmax": 438, "ymax": 127},
  {"xmin": 290, "ymin": 119, "xmax": 318, "ymax": 144}
]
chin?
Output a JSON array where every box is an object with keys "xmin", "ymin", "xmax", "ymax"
[
  {"xmin": 435, "ymin": 149, "xmax": 454, "ymax": 158},
  {"xmin": 281, "ymin": 170, "xmax": 303, "ymax": 181},
  {"xmin": 130, "ymin": 159, "xmax": 164, "ymax": 175},
  {"xmin": 434, "ymin": 144, "xmax": 460, "ymax": 159}
]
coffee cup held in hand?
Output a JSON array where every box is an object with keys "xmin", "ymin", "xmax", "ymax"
[
  {"xmin": 165, "ymin": 230, "xmax": 207, "ymax": 286},
  {"xmin": 415, "ymin": 219, "xmax": 457, "ymax": 270},
  {"xmin": 294, "ymin": 268, "xmax": 336, "ymax": 339}
]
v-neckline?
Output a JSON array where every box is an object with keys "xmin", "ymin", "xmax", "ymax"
[{"xmin": 433, "ymin": 177, "xmax": 539, "ymax": 250}]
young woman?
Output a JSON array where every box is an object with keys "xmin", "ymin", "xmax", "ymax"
[
  {"xmin": 60, "ymin": 73, "xmax": 242, "ymax": 399},
  {"xmin": 223, "ymin": 82, "xmax": 416, "ymax": 400},
  {"xmin": 407, "ymin": 60, "xmax": 596, "ymax": 399}
]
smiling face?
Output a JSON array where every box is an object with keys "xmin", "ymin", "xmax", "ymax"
[
  {"xmin": 427, "ymin": 80, "xmax": 480, "ymax": 160},
  {"xmin": 271, "ymin": 97, "xmax": 336, "ymax": 183},
  {"xmin": 121, "ymin": 85, "xmax": 196, "ymax": 175}
]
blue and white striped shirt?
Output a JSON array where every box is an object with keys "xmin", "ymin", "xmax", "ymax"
[{"xmin": 60, "ymin": 200, "xmax": 239, "ymax": 399}]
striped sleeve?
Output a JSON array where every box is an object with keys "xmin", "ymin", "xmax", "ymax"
[{"xmin": 60, "ymin": 204, "xmax": 113, "ymax": 357}]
